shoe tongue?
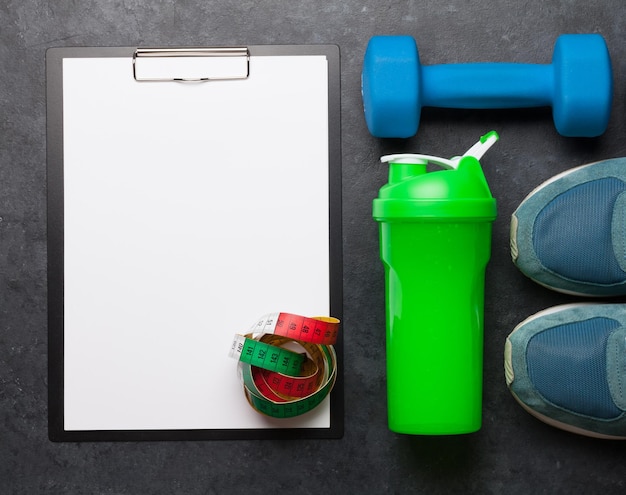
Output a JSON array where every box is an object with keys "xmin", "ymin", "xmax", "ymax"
[
  {"xmin": 607, "ymin": 325, "xmax": 626, "ymax": 410},
  {"xmin": 612, "ymin": 191, "xmax": 626, "ymax": 272}
]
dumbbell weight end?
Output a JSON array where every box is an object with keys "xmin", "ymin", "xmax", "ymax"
[
  {"xmin": 551, "ymin": 33, "xmax": 612, "ymax": 137},
  {"xmin": 362, "ymin": 35, "xmax": 420, "ymax": 138}
]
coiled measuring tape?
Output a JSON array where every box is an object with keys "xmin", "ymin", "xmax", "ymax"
[{"xmin": 229, "ymin": 312, "xmax": 340, "ymax": 418}]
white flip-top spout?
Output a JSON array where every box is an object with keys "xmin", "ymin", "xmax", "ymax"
[
  {"xmin": 381, "ymin": 131, "xmax": 499, "ymax": 170},
  {"xmin": 461, "ymin": 130, "xmax": 500, "ymax": 162}
]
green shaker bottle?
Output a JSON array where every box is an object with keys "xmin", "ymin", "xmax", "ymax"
[{"xmin": 372, "ymin": 131, "xmax": 499, "ymax": 435}]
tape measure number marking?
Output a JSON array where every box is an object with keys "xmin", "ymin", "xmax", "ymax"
[{"xmin": 229, "ymin": 314, "xmax": 340, "ymax": 418}]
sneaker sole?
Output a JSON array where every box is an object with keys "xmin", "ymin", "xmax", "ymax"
[
  {"xmin": 508, "ymin": 390, "xmax": 626, "ymax": 440},
  {"xmin": 504, "ymin": 303, "xmax": 626, "ymax": 440}
]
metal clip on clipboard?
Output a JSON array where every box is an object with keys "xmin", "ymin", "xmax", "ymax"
[{"xmin": 132, "ymin": 47, "xmax": 250, "ymax": 82}]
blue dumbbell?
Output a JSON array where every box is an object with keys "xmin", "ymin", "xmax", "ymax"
[{"xmin": 362, "ymin": 34, "xmax": 613, "ymax": 138}]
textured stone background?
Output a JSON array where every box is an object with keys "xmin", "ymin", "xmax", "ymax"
[{"xmin": 2, "ymin": 1, "xmax": 626, "ymax": 493}]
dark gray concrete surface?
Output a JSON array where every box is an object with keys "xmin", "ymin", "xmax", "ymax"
[{"xmin": 2, "ymin": 1, "xmax": 626, "ymax": 493}]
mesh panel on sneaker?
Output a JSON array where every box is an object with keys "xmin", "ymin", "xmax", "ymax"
[
  {"xmin": 532, "ymin": 177, "xmax": 626, "ymax": 284},
  {"xmin": 526, "ymin": 317, "xmax": 621, "ymax": 419}
]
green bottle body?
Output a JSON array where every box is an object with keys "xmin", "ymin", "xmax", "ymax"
[{"xmin": 373, "ymin": 157, "xmax": 496, "ymax": 435}]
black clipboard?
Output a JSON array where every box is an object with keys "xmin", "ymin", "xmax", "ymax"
[{"xmin": 46, "ymin": 45, "xmax": 342, "ymax": 441}]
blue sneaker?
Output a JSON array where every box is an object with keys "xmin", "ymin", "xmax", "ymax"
[
  {"xmin": 504, "ymin": 303, "xmax": 626, "ymax": 439},
  {"xmin": 510, "ymin": 158, "xmax": 626, "ymax": 296}
]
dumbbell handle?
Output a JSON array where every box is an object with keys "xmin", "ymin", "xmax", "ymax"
[{"xmin": 423, "ymin": 63, "xmax": 552, "ymax": 108}]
